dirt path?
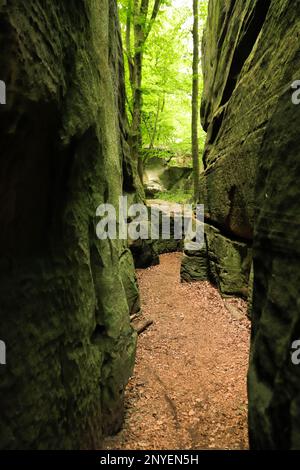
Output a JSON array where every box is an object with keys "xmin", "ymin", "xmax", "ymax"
[{"xmin": 104, "ymin": 253, "xmax": 250, "ymax": 450}]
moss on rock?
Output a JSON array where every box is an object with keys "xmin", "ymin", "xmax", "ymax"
[{"xmin": 0, "ymin": 0, "xmax": 139, "ymax": 449}]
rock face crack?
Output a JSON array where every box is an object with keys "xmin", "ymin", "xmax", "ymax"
[{"xmin": 221, "ymin": 0, "xmax": 272, "ymax": 107}]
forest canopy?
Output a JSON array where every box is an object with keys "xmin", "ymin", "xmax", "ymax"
[{"xmin": 118, "ymin": 0, "xmax": 208, "ymax": 168}]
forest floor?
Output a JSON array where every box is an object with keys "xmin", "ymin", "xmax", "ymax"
[{"xmin": 103, "ymin": 253, "xmax": 250, "ymax": 450}]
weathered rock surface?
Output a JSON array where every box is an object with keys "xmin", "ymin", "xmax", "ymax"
[
  {"xmin": 249, "ymin": 26, "xmax": 300, "ymax": 449},
  {"xmin": 181, "ymin": 224, "xmax": 252, "ymax": 298},
  {"xmin": 202, "ymin": 0, "xmax": 300, "ymax": 449},
  {"xmin": 182, "ymin": 0, "xmax": 272, "ymax": 293},
  {"xmin": 200, "ymin": 0, "xmax": 273, "ymax": 239},
  {"xmin": 0, "ymin": 0, "xmax": 139, "ymax": 449},
  {"xmin": 143, "ymin": 156, "xmax": 193, "ymax": 198},
  {"xmin": 185, "ymin": 0, "xmax": 293, "ymax": 296},
  {"xmin": 129, "ymin": 201, "xmax": 184, "ymax": 269}
]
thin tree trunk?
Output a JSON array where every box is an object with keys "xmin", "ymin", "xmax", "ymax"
[
  {"xmin": 192, "ymin": 0, "xmax": 200, "ymax": 203},
  {"xmin": 149, "ymin": 97, "xmax": 162, "ymax": 149},
  {"xmin": 132, "ymin": 49, "xmax": 144, "ymax": 181},
  {"xmin": 131, "ymin": 0, "xmax": 148, "ymax": 182},
  {"xmin": 125, "ymin": 0, "xmax": 162, "ymax": 184}
]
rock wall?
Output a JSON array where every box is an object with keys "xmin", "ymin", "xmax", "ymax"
[
  {"xmin": 182, "ymin": 0, "xmax": 271, "ymax": 296},
  {"xmin": 182, "ymin": 0, "xmax": 294, "ymax": 299},
  {"xmin": 143, "ymin": 156, "xmax": 193, "ymax": 198},
  {"xmin": 130, "ymin": 201, "xmax": 185, "ymax": 269},
  {"xmin": 0, "ymin": 0, "xmax": 139, "ymax": 449},
  {"xmin": 249, "ymin": 79, "xmax": 300, "ymax": 450},
  {"xmin": 248, "ymin": 3, "xmax": 300, "ymax": 449},
  {"xmin": 199, "ymin": 0, "xmax": 300, "ymax": 449},
  {"xmin": 181, "ymin": 223, "xmax": 251, "ymax": 299}
]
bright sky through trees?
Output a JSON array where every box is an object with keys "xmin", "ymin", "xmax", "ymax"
[{"xmin": 119, "ymin": 0, "xmax": 208, "ymax": 165}]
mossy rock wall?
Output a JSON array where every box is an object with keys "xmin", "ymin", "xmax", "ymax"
[
  {"xmin": 248, "ymin": 16, "xmax": 300, "ymax": 448},
  {"xmin": 0, "ymin": 0, "xmax": 139, "ymax": 449},
  {"xmin": 187, "ymin": 0, "xmax": 298, "ymax": 294},
  {"xmin": 143, "ymin": 156, "xmax": 193, "ymax": 197},
  {"xmin": 202, "ymin": 0, "xmax": 300, "ymax": 449},
  {"xmin": 181, "ymin": 224, "xmax": 252, "ymax": 298}
]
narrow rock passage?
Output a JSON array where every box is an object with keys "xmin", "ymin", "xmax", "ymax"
[{"xmin": 104, "ymin": 253, "xmax": 250, "ymax": 450}]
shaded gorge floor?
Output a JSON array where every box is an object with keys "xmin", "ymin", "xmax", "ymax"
[{"xmin": 104, "ymin": 253, "xmax": 250, "ymax": 450}]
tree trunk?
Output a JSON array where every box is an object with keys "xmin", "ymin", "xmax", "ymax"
[
  {"xmin": 192, "ymin": 0, "xmax": 200, "ymax": 203},
  {"xmin": 149, "ymin": 96, "xmax": 164, "ymax": 149},
  {"xmin": 125, "ymin": 0, "xmax": 162, "ymax": 185},
  {"xmin": 132, "ymin": 49, "xmax": 144, "ymax": 181}
]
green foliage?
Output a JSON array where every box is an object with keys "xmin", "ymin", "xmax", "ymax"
[
  {"xmin": 119, "ymin": 0, "xmax": 208, "ymax": 162},
  {"xmin": 142, "ymin": 147, "xmax": 193, "ymax": 168},
  {"xmin": 154, "ymin": 189, "xmax": 193, "ymax": 204}
]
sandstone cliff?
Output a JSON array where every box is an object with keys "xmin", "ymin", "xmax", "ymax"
[
  {"xmin": 197, "ymin": 0, "xmax": 300, "ymax": 449},
  {"xmin": 0, "ymin": 0, "xmax": 139, "ymax": 449}
]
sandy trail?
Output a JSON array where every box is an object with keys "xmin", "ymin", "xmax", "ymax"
[{"xmin": 104, "ymin": 252, "xmax": 250, "ymax": 450}]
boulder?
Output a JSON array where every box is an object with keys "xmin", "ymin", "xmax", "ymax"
[
  {"xmin": 181, "ymin": 224, "xmax": 252, "ymax": 298},
  {"xmin": 143, "ymin": 156, "xmax": 193, "ymax": 197},
  {"xmin": 129, "ymin": 239, "xmax": 160, "ymax": 269},
  {"xmin": 129, "ymin": 201, "xmax": 184, "ymax": 269}
]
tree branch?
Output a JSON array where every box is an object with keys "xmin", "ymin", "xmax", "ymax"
[
  {"xmin": 145, "ymin": 0, "xmax": 162, "ymax": 41},
  {"xmin": 126, "ymin": 0, "xmax": 135, "ymax": 87}
]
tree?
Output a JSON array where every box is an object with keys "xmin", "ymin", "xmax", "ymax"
[
  {"xmin": 192, "ymin": 0, "xmax": 200, "ymax": 202},
  {"xmin": 118, "ymin": 0, "xmax": 208, "ymax": 190},
  {"xmin": 140, "ymin": 5, "xmax": 193, "ymax": 157},
  {"xmin": 125, "ymin": 0, "xmax": 163, "ymax": 181}
]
